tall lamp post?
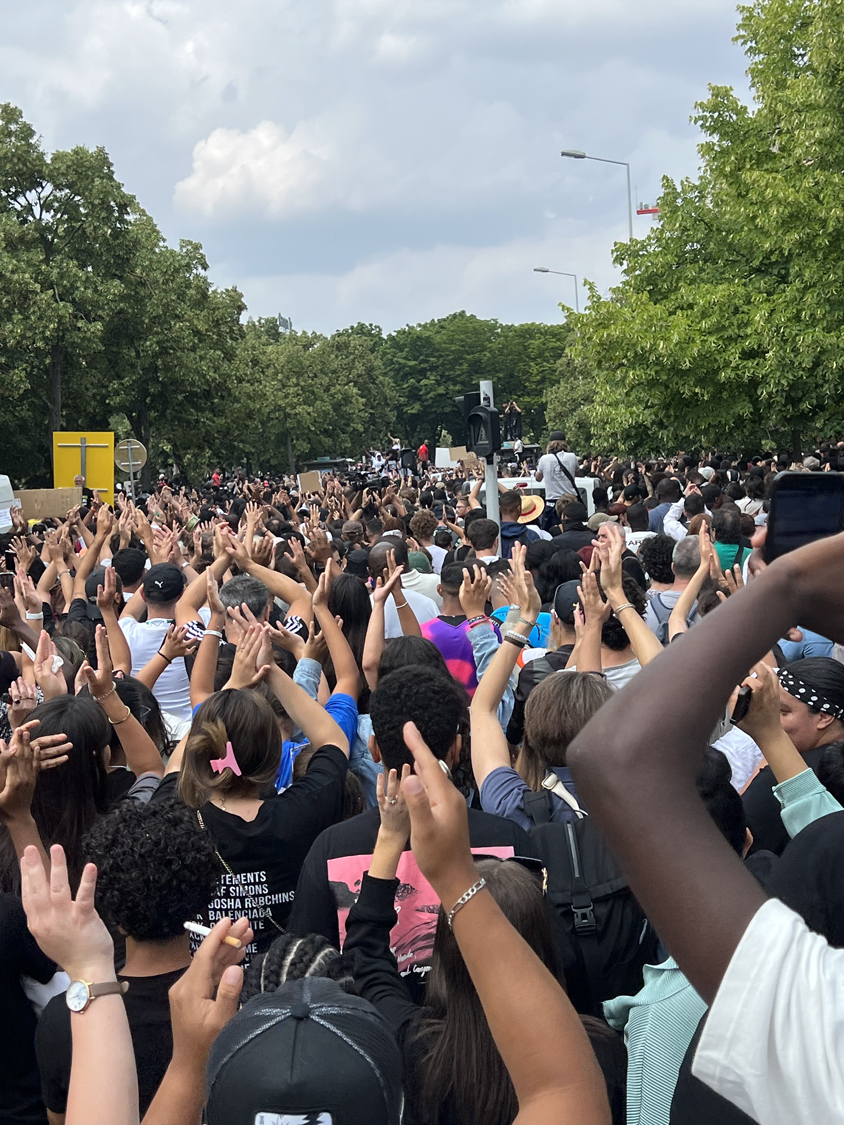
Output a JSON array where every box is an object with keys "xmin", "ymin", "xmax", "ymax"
[
  {"xmin": 533, "ymin": 267, "xmax": 579, "ymax": 313},
  {"xmin": 561, "ymin": 149, "xmax": 634, "ymax": 242}
]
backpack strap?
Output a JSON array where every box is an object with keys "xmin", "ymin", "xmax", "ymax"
[
  {"xmin": 541, "ymin": 773, "xmax": 587, "ymax": 819},
  {"xmin": 552, "ymin": 451, "xmax": 579, "ymax": 494},
  {"xmin": 564, "ymin": 820, "xmax": 605, "ymax": 1015},
  {"xmin": 523, "ymin": 789, "xmax": 554, "ymax": 827}
]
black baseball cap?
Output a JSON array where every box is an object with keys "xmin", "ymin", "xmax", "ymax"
[
  {"xmin": 142, "ymin": 563, "xmax": 185, "ymax": 604},
  {"xmin": 206, "ymin": 978, "xmax": 403, "ymax": 1125},
  {"xmin": 553, "ymin": 579, "xmax": 582, "ymax": 626}
]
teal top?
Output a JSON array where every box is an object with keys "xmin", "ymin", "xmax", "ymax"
[
  {"xmin": 773, "ymin": 768, "xmax": 844, "ymax": 838},
  {"xmin": 604, "ymin": 958, "xmax": 707, "ymax": 1125}
]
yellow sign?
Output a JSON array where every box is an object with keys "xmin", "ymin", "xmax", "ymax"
[{"xmin": 53, "ymin": 432, "xmax": 114, "ymax": 505}]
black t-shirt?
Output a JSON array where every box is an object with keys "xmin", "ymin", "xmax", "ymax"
[
  {"xmin": 154, "ymin": 745, "xmax": 348, "ymax": 953},
  {"xmin": 743, "ymin": 743, "xmax": 829, "ymax": 855},
  {"xmin": 288, "ymin": 804, "xmax": 535, "ymax": 1002},
  {"xmin": 36, "ymin": 968, "xmax": 185, "ymax": 1117},
  {"xmin": 553, "ymin": 526, "xmax": 595, "ymax": 554},
  {"xmin": 0, "ymin": 895, "xmax": 56, "ymax": 1125}
]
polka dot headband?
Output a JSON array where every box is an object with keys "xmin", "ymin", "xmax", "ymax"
[{"xmin": 777, "ymin": 669, "xmax": 844, "ymax": 722}]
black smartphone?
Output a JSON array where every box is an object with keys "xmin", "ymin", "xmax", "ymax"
[
  {"xmin": 764, "ymin": 472, "xmax": 844, "ymax": 563},
  {"xmin": 730, "ymin": 685, "xmax": 753, "ymax": 725}
]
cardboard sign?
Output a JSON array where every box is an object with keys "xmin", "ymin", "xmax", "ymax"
[
  {"xmin": 296, "ymin": 470, "xmax": 322, "ymax": 495},
  {"xmin": 14, "ymin": 488, "xmax": 83, "ymax": 521},
  {"xmin": 53, "ymin": 431, "xmax": 114, "ymax": 505}
]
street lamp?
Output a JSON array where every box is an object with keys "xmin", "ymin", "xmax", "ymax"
[
  {"xmin": 533, "ymin": 267, "xmax": 579, "ymax": 314},
  {"xmin": 560, "ymin": 149, "xmax": 634, "ymax": 242}
]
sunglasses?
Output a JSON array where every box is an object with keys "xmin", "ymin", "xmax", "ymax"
[{"xmin": 472, "ymin": 853, "xmax": 548, "ymax": 895}]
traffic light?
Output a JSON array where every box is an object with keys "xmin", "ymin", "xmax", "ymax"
[
  {"xmin": 466, "ymin": 404, "xmax": 501, "ymax": 458},
  {"xmin": 455, "ymin": 392, "xmax": 481, "ymax": 436}
]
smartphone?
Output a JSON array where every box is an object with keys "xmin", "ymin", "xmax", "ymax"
[
  {"xmin": 730, "ymin": 685, "xmax": 753, "ymax": 725},
  {"xmin": 764, "ymin": 472, "xmax": 844, "ymax": 563}
]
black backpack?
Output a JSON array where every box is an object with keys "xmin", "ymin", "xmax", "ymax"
[{"xmin": 523, "ymin": 787, "xmax": 656, "ymax": 1015}]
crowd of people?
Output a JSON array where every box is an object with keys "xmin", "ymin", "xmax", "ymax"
[{"xmin": 3, "ymin": 431, "xmax": 844, "ymax": 1125}]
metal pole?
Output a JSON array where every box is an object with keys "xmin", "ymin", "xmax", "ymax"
[
  {"xmin": 127, "ymin": 445, "xmax": 136, "ymax": 503},
  {"xmin": 625, "ymin": 162, "xmax": 634, "ymax": 242},
  {"xmin": 479, "ymin": 379, "xmax": 499, "ymax": 528}
]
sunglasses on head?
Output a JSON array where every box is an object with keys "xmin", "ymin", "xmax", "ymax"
[{"xmin": 472, "ymin": 854, "xmax": 548, "ymax": 895}]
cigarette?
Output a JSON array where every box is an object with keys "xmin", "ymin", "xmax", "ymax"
[{"xmin": 183, "ymin": 921, "xmax": 242, "ymax": 948}]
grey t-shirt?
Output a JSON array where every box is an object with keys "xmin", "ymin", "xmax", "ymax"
[{"xmin": 536, "ymin": 450, "xmax": 579, "ymax": 499}]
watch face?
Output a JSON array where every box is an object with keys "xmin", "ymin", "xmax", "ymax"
[{"xmin": 66, "ymin": 980, "xmax": 90, "ymax": 1012}]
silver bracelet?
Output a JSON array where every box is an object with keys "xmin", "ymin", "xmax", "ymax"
[
  {"xmin": 25, "ymin": 611, "xmax": 44, "ymax": 620},
  {"xmin": 447, "ymin": 878, "xmax": 487, "ymax": 928},
  {"xmin": 204, "ymin": 629, "xmax": 223, "ymax": 639},
  {"xmin": 504, "ymin": 630, "xmax": 530, "ymax": 649},
  {"xmin": 613, "ymin": 602, "xmax": 635, "ymax": 614}
]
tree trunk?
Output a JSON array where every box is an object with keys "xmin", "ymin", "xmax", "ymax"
[
  {"xmin": 48, "ymin": 343, "xmax": 65, "ymax": 458},
  {"xmin": 286, "ymin": 427, "xmax": 296, "ymax": 476},
  {"xmin": 132, "ymin": 399, "xmax": 152, "ymax": 491},
  {"xmin": 791, "ymin": 427, "xmax": 802, "ymax": 465}
]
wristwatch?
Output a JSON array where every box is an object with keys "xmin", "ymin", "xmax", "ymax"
[{"xmin": 66, "ymin": 979, "xmax": 129, "ymax": 1013}]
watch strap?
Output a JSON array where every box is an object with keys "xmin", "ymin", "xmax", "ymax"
[{"xmin": 89, "ymin": 980, "xmax": 129, "ymax": 1000}]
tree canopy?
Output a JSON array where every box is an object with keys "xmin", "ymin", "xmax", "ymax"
[
  {"xmin": 571, "ymin": 0, "xmax": 844, "ymax": 457},
  {"xmin": 0, "ymin": 107, "xmax": 574, "ymax": 487}
]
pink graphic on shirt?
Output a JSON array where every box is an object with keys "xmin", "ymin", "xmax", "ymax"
[{"xmin": 328, "ymin": 846, "xmax": 514, "ymax": 979}]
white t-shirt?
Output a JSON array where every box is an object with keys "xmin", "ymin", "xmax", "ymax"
[
  {"xmin": 119, "ymin": 617, "xmax": 193, "ymax": 722},
  {"xmin": 695, "ymin": 897, "xmax": 844, "ymax": 1124},
  {"xmin": 377, "ymin": 589, "xmax": 439, "ymax": 639},
  {"xmin": 536, "ymin": 450, "xmax": 579, "ymax": 499},
  {"xmin": 426, "ymin": 543, "xmax": 448, "ymax": 575}
]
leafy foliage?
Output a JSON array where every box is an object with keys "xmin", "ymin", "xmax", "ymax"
[{"xmin": 572, "ymin": 0, "xmax": 844, "ymax": 455}]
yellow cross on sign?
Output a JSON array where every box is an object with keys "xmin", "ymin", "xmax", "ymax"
[{"xmin": 53, "ymin": 432, "xmax": 115, "ymax": 505}]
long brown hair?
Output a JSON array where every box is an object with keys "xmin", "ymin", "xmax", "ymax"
[
  {"xmin": 518, "ymin": 671, "xmax": 614, "ymax": 790},
  {"xmin": 411, "ymin": 859, "xmax": 558, "ymax": 1125},
  {"xmin": 178, "ymin": 689, "xmax": 282, "ymax": 809},
  {"xmin": 546, "ymin": 438, "xmax": 569, "ymax": 455}
]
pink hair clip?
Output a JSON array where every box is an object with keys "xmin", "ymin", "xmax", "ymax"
[{"xmin": 210, "ymin": 740, "xmax": 241, "ymax": 777}]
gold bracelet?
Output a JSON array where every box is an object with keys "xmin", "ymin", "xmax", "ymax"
[{"xmin": 108, "ymin": 705, "xmax": 132, "ymax": 726}]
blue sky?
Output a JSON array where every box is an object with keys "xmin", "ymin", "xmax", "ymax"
[{"xmin": 2, "ymin": 0, "xmax": 750, "ymax": 334}]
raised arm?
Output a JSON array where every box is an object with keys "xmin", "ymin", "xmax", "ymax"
[
  {"xmin": 362, "ymin": 567, "xmax": 405, "ymax": 692},
  {"xmin": 84, "ymin": 626, "xmax": 165, "ymax": 779},
  {"xmin": 189, "ymin": 570, "xmax": 227, "ymax": 708},
  {"xmin": 96, "ymin": 567, "xmax": 132, "ymax": 676},
  {"xmin": 668, "ymin": 525, "xmax": 712, "ymax": 641},
  {"xmin": 565, "ymin": 529, "xmax": 842, "ymax": 1002},
  {"xmin": 404, "ymin": 724, "xmax": 611, "ymax": 1125},
  {"xmin": 469, "ymin": 548, "xmax": 539, "ymax": 789},
  {"xmin": 312, "ymin": 562, "xmax": 360, "ymax": 698},
  {"xmin": 71, "ymin": 506, "xmax": 113, "ymax": 602},
  {"xmin": 263, "ymin": 640, "xmax": 350, "ymax": 756},
  {"xmin": 223, "ymin": 532, "xmax": 313, "ymax": 623},
  {"xmin": 596, "ymin": 524, "xmax": 662, "ymax": 667},
  {"xmin": 135, "ymin": 625, "xmax": 198, "ymax": 693}
]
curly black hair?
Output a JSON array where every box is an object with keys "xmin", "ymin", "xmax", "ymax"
[
  {"xmin": 598, "ymin": 574, "xmax": 649, "ymax": 651},
  {"xmin": 370, "ymin": 666, "xmax": 468, "ymax": 771},
  {"xmin": 82, "ymin": 801, "xmax": 222, "ymax": 941},
  {"xmin": 638, "ymin": 533, "xmax": 677, "ymax": 586},
  {"xmin": 241, "ymin": 932, "xmax": 357, "ymax": 1003}
]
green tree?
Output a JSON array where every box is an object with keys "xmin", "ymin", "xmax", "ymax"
[
  {"xmin": 544, "ymin": 356, "xmax": 597, "ymax": 452},
  {"xmin": 92, "ymin": 219, "xmax": 245, "ymax": 486},
  {"xmin": 574, "ymin": 0, "xmax": 844, "ymax": 457},
  {"xmin": 381, "ymin": 312, "xmax": 569, "ymax": 447},
  {"xmin": 0, "ymin": 103, "xmax": 137, "ymax": 477}
]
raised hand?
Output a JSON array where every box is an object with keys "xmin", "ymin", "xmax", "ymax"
[
  {"xmin": 11, "ymin": 536, "xmax": 36, "ymax": 572},
  {"xmin": 224, "ymin": 624, "xmax": 269, "ymax": 690},
  {"xmin": 578, "ymin": 570, "xmax": 611, "ymax": 628},
  {"xmin": 205, "ymin": 568, "xmax": 226, "ymax": 618},
  {"xmin": 372, "ymin": 565, "xmax": 405, "ymax": 606},
  {"xmin": 20, "ymin": 845, "xmax": 114, "ymax": 981},
  {"xmin": 158, "ymin": 624, "xmax": 200, "ymax": 662},
  {"xmin": 95, "ymin": 566, "xmax": 119, "ymax": 616},
  {"xmin": 82, "ymin": 625, "xmax": 115, "ymax": 698},
  {"xmin": 459, "ymin": 564, "xmax": 492, "ymax": 620},
  {"xmin": 31, "ymin": 630, "xmax": 67, "ymax": 701},
  {"xmin": 376, "ymin": 764, "xmax": 412, "ymax": 843},
  {"xmin": 250, "ymin": 533, "xmax": 274, "ymax": 568},
  {"xmin": 15, "ymin": 569, "xmax": 42, "ymax": 616},
  {"xmin": 6, "ymin": 678, "xmax": 38, "ymax": 730}
]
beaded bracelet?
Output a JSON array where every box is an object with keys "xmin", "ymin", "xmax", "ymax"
[
  {"xmin": 447, "ymin": 878, "xmax": 487, "ymax": 928},
  {"xmin": 94, "ymin": 682, "xmax": 117, "ymax": 703}
]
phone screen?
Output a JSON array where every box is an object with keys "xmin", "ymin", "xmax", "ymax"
[{"xmin": 766, "ymin": 476, "xmax": 844, "ymax": 561}]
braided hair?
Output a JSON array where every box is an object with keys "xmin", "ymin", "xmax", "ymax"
[{"xmin": 241, "ymin": 932, "xmax": 357, "ymax": 1003}]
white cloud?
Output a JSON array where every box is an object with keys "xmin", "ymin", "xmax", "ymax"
[{"xmin": 0, "ymin": 0, "xmax": 751, "ymax": 332}]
